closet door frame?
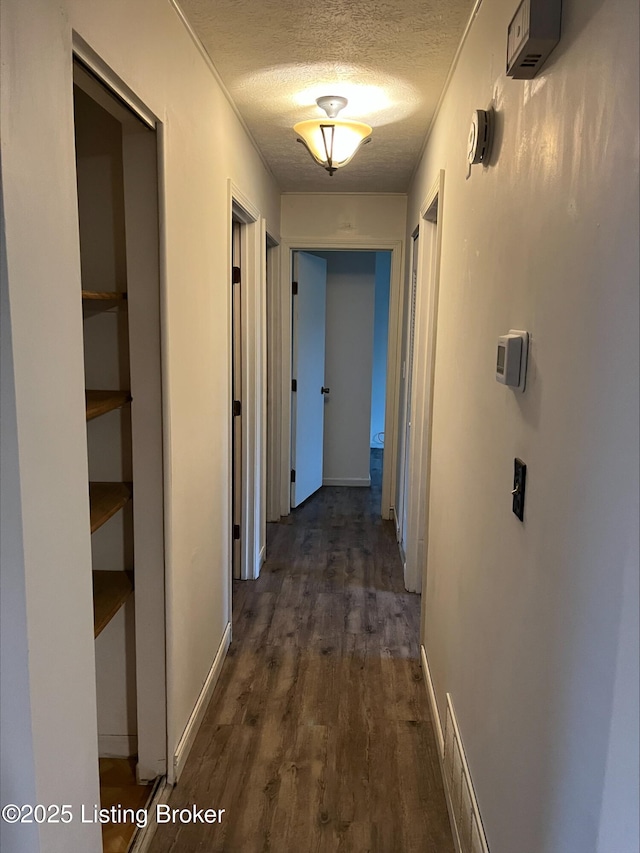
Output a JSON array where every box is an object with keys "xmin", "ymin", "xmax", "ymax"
[{"xmin": 73, "ymin": 40, "xmax": 168, "ymax": 783}]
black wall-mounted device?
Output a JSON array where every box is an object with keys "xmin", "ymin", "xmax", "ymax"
[{"xmin": 512, "ymin": 458, "xmax": 527, "ymax": 521}]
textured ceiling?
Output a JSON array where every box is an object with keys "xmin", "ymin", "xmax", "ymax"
[{"xmin": 178, "ymin": 0, "xmax": 476, "ymax": 192}]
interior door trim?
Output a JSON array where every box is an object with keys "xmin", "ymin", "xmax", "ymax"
[{"xmin": 276, "ymin": 238, "xmax": 404, "ymax": 521}]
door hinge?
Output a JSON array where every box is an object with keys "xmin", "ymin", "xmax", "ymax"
[
  {"xmin": 233, "ymin": 524, "xmax": 240, "ymax": 540},
  {"xmin": 232, "ymin": 266, "xmax": 241, "ymax": 285},
  {"xmin": 291, "ymin": 379, "xmax": 297, "ymax": 392},
  {"xmin": 290, "ymin": 469, "xmax": 296, "ymax": 483},
  {"xmin": 292, "ymin": 280, "xmax": 298, "ymax": 295},
  {"xmin": 233, "ymin": 400, "xmax": 242, "ymax": 417}
]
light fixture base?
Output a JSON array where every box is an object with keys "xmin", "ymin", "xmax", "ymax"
[{"xmin": 316, "ymin": 95, "xmax": 348, "ymax": 118}]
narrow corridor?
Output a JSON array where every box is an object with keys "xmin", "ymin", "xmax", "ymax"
[{"xmin": 150, "ymin": 451, "xmax": 454, "ymax": 852}]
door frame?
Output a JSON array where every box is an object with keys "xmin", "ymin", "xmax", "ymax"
[
  {"xmin": 265, "ymin": 235, "xmax": 282, "ymax": 522},
  {"xmin": 405, "ymin": 171, "xmax": 445, "ymax": 596},
  {"xmin": 396, "ymin": 229, "xmax": 420, "ymax": 559},
  {"xmin": 273, "ymin": 238, "xmax": 404, "ymax": 520},
  {"xmin": 231, "ymin": 219, "xmax": 243, "ymax": 581},
  {"xmin": 228, "ymin": 181, "xmax": 266, "ymax": 583},
  {"xmin": 72, "ymin": 38, "xmax": 168, "ymax": 782}
]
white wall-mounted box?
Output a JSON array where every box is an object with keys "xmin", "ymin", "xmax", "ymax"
[
  {"xmin": 506, "ymin": 0, "xmax": 561, "ymax": 79},
  {"xmin": 496, "ymin": 330, "xmax": 529, "ymax": 390}
]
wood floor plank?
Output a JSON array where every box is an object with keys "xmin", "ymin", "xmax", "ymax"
[
  {"xmin": 235, "ymin": 590, "xmax": 277, "ymax": 644},
  {"xmin": 220, "ymin": 718, "xmax": 292, "ymax": 852},
  {"xmin": 148, "ymin": 450, "xmax": 454, "ymax": 853},
  {"xmin": 265, "ymin": 571, "xmax": 316, "ymax": 646},
  {"xmin": 309, "ymin": 591, "xmax": 346, "ymax": 643},
  {"xmin": 266, "ymin": 723, "xmax": 329, "ymax": 850},
  {"xmin": 368, "ymin": 714, "xmax": 403, "ymax": 852},
  {"xmin": 203, "ymin": 645, "xmax": 265, "ymax": 726}
]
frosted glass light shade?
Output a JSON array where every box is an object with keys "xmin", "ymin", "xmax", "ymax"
[{"xmin": 294, "ymin": 118, "xmax": 372, "ymax": 174}]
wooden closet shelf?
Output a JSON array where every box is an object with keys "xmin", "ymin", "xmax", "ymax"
[
  {"xmin": 86, "ymin": 390, "xmax": 132, "ymax": 421},
  {"xmin": 93, "ymin": 571, "xmax": 134, "ymax": 638},
  {"xmin": 89, "ymin": 482, "xmax": 132, "ymax": 533},
  {"xmin": 82, "ymin": 291, "xmax": 127, "ymax": 316}
]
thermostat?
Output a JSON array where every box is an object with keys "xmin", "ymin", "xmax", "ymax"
[{"xmin": 496, "ymin": 330, "xmax": 529, "ymax": 390}]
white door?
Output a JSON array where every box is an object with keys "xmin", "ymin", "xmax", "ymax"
[{"xmin": 291, "ymin": 251, "xmax": 327, "ymax": 507}]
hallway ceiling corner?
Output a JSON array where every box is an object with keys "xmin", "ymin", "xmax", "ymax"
[{"xmin": 177, "ymin": 0, "xmax": 477, "ymax": 193}]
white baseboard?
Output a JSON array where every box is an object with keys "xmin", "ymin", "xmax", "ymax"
[
  {"xmin": 98, "ymin": 735, "xmax": 137, "ymax": 758},
  {"xmin": 420, "ymin": 645, "xmax": 444, "ymax": 755},
  {"xmin": 130, "ymin": 777, "xmax": 171, "ymax": 853},
  {"xmin": 443, "ymin": 693, "xmax": 491, "ymax": 853},
  {"xmin": 421, "ymin": 647, "xmax": 460, "ymax": 852},
  {"xmin": 404, "ymin": 559, "xmax": 421, "ymax": 594},
  {"xmin": 420, "ymin": 647, "xmax": 490, "ymax": 853},
  {"xmin": 173, "ymin": 621, "xmax": 231, "ymax": 781},
  {"xmin": 322, "ymin": 477, "xmax": 371, "ymax": 487}
]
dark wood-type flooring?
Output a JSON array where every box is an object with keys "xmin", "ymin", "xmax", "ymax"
[{"xmin": 149, "ymin": 451, "xmax": 454, "ymax": 853}]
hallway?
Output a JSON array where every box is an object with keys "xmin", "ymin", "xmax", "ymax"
[{"xmin": 149, "ymin": 451, "xmax": 454, "ymax": 852}]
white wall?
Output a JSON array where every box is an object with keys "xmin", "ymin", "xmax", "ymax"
[
  {"xmin": 320, "ymin": 252, "xmax": 376, "ymax": 486},
  {"xmin": 74, "ymin": 86, "xmax": 128, "ymax": 292},
  {"xmin": 409, "ymin": 0, "xmax": 639, "ymax": 851},
  {"xmin": 0, "ymin": 228, "xmax": 40, "ymax": 853},
  {"xmin": 370, "ymin": 252, "xmax": 391, "ymax": 447},
  {"xmin": 94, "ymin": 602, "xmax": 137, "ymax": 756},
  {"xmin": 0, "ymin": 1, "xmax": 280, "ymax": 850},
  {"xmin": 596, "ymin": 512, "xmax": 640, "ymax": 851}
]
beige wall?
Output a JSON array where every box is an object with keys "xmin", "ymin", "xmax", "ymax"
[
  {"xmin": 281, "ymin": 192, "xmax": 406, "ymax": 242},
  {"xmin": 408, "ymin": 0, "xmax": 639, "ymax": 850},
  {"xmin": 2, "ymin": 1, "xmax": 637, "ymax": 851},
  {"xmin": 0, "ymin": 1, "xmax": 280, "ymax": 850}
]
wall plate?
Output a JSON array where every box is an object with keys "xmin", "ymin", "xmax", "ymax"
[{"xmin": 512, "ymin": 458, "xmax": 527, "ymax": 521}]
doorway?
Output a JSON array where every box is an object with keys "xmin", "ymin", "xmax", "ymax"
[
  {"xmin": 231, "ymin": 219, "xmax": 243, "ymax": 579},
  {"xmin": 406, "ymin": 173, "xmax": 444, "ymax": 596},
  {"xmin": 396, "ymin": 232, "xmax": 419, "ymax": 562},
  {"xmin": 72, "ymin": 52, "xmax": 167, "ymax": 849},
  {"xmin": 288, "ymin": 249, "xmax": 394, "ymax": 511},
  {"xmin": 228, "ymin": 187, "xmax": 267, "ymax": 583}
]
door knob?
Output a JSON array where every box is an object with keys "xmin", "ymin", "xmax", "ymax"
[{"xmin": 321, "ymin": 386, "xmax": 330, "ymax": 394}]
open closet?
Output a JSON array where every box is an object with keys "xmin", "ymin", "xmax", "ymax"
[{"xmin": 73, "ymin": 59, "xmax": 166, "ymax": 853}]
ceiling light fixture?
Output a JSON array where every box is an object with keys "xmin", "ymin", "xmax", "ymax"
[{"xmin": 294, "ymin": 96, "xmax": 372, "ymax": 176}]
